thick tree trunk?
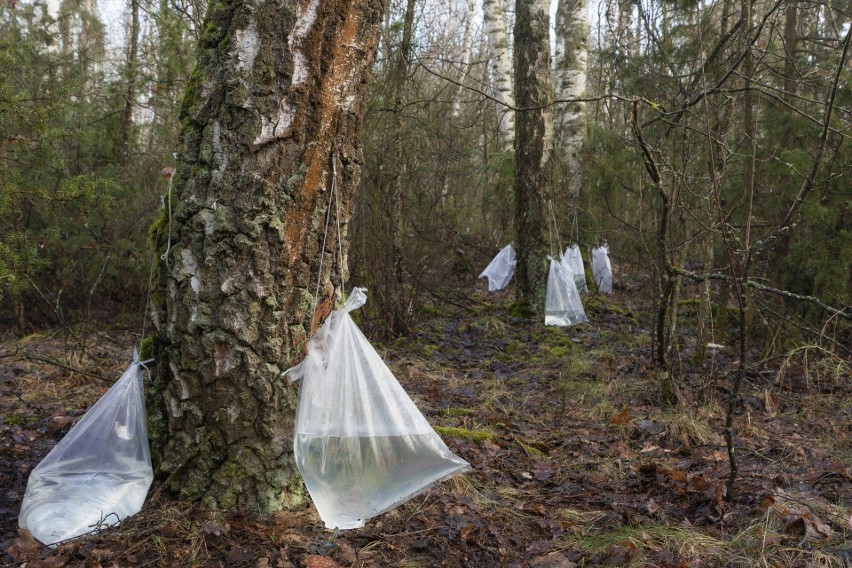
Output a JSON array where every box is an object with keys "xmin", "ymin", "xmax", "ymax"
[
  {"xmin": 554, "ymin": 0, "xmax": 589, "ymax": 200},
  {"xmin": 483, "ymin": 0, "xmax": 515, "ymax": 151},
  {"xmin": 514, "ymin": 0, "xmax": 554, "ymax": 313},
  {"xmin": 149, "ymin": 0, "xmax": 385, "ymax": 513}
]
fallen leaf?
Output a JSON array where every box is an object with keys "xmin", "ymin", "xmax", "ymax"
[
  {"xmin": 304, "ymin": 555, "xmax": 341, "ymax": 568},
  {"xmin": 201, "ymin": 520, "xmax": 230, "ymax": 537},
  {"xmin": 764, "ymin": 388, "xmax": 780, "ymax": 416},
  {"xmin": 7, "ymin": 528, "xmax": 41, "ymax": 562},
  {"xmin": 28, "ymin": 557, "xmax": 68, "ymax": 568},
  {"xmin": 609, "ymin": 408, "xmax": 630, "ymax": 425},
  {"xmin": 531, "ymin": 551, "xmax": 576, "ymax": 567}
]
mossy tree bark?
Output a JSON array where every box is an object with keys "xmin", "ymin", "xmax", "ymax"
[
  {"xmin": 513, "ymin": 0, "xmax": 554, "ymax": 313},
  {"xmin": 148, "ymin": 0, "xmax": 385, "ymax": 513}
]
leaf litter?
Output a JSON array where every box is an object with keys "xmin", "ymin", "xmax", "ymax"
[{"xmin": 1, "ymin": 291, "xmax": 849, "ymax": 567}]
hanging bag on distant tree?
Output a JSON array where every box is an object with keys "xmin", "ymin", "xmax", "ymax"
[
  {"xmin": 19, "ymin": 351, "xmax": 153, "ymax": 545},
  {"xmin": 545, "ymin": 257, "xmax": 588, "ymax": 326},
  {"xmin": 288, "ymin": 288, "xmax": 470, "ymax": 530},
  {"xmin": 564, "ymin": 244, "xmax": 588, "ymax": 293},
  {"xmin": 478, "ymin": 243, "xmax": 516, "ymax": 291},
  {"xmin": 591, "ymin": 245, "xmax": 612, "ymax": 293}
]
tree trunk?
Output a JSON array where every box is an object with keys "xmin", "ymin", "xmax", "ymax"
[
  {"xmin": 483, "ymin": 0, "xmax": 515, "ymax": 151},
  {"xmin": 121, "ymin": 0, "xmax": 140, "ymax": 173},
  {"xmin": 451, "ymin": 0, "xmax": 475, "ymax": 117},
  {"xmin": 554, "ymin": 0, "xmax": 589, "ymax": 200},
  {"xmin": 514, "ymin": 0, "xmax": 554, "ymax": 313},
  {"xmin": 783, "ymin": 0, "xmax": 798, "ymax": 103},
  {"xmin": 149, "ymin": 0, "xmax": 385, "ymax": 513},
  {"xmin": 386, "ymin": 0, "xmax": 415, "ymax": 335}
]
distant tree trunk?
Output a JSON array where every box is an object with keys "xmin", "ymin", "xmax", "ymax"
[
  {"xmin": 150, "ymin": 0, "xmax": 385, "ymax": 513},
  {"xmin": 483, "ymin": 0, "xmax": 515, "ymax": 151},
  {"xmin": 783, "ymin": 0, "xmax": 798, "ymax": 103},
  {"xmin": 554, "ymin": 0, "xmax": 589, "ymax": 200},
  {"xmin": 514, "ymin": 0, "xmax": 553, "ymax": 313},
  {"xmin": 121, "ymin": 0, "xmax": 140, "ymax": 173},
  {"xmin": 385, "ymin": 0, "xmax": 415, "ymax": 335},
  {"xmin": 451, "ymin": 0, "xmax": 475, "ymax": 117}
]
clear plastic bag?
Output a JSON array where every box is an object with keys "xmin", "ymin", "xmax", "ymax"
[
  {"xmin": 564, "ymin": 244, "xmax": 588, "ymax": 294},
  {"xmin": 289, "ymin": 288, "xmax": 470, "ymax": 530},
  {"xmin": 545, "ymin": 257, "xmax": 588, "ymax": 326},
  {"xmin": 19, "ymin": 351, "xmax": 153, "ymax": 545},
  {"xmin": 479, "ymin": 243, "xmax": 516, "ymax": 291},
  {"xmin": 591, "ymin": 245, "xmax": 612, "ymax": 293}
]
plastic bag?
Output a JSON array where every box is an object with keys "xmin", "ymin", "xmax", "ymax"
[
  {"xmin": 289, "ymin": 288, "xmax": 470, "ymax": 530},
  {"xmin": 19, "ymin": 351, "xmax": 153, "ymax": 545},
  {"xmin": 563, "ymin": 244, "xmax": 588, "ymax": 294},
  {"xmin": 591, "ymin": 245, "xmax": 612, "ymax": 293},
  {"xmin": 545, "ymin": 257, "xmax": 588, "ymax": 326},
  {"xmin": 479, "ymin": 243, "xmax": 516, "ymax": 291}
]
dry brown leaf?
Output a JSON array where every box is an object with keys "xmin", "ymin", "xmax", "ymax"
[
  {"xmin": 7, "ymin": 528, "xmax": 42, "ymax": 562},
  {"xmin": 609, "ymin": 408, "xmax": 630, "ymax": 425},
  {"xmin": 764, "ymin": 388, "xmax": 780, "ymax": 416},
  {"xmin": 303, "ymin": 555, "xmax": 341, "ymax": 568}
]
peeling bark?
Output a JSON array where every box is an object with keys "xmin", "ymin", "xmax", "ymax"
[{"xmin": 149, "ymin": 0, "xmax": 385, "ymax": 513}]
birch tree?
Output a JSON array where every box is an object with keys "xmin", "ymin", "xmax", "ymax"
[
  {"xmin": 483, "ymin": 0, "xmax": 515, "ymax": 151},
  {"xmin": 149, "ymin": 0, "xmax": 386, "ymax": 512},
  {"xmin": 554, "ymin": 0, "xmax": 589, "ymax": 200},
  {"xmin": 514, "ymin": 0, "xmax": 554, "ymax": 312}
]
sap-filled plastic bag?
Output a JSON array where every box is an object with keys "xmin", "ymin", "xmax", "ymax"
[
  {"xmin": 545, "ymin": 257, "xmax": 588, "ymax": 326},
  {"xmin": 289, "ymin": 288, "xmax": 470, "ymax": 530},
  {"xmin": 563, "ymin": 244, "xmax": 588, "ymax": 294},
  {"xmin": 592, "ymin": 245, "xmax": 612, "ymax": 293},
  {"xmin": 19, "ymin": 351, "xmax": 153, "ymax": 545},
  {"xmin": 479, "ymin": 243, "xmax": 516, "ymax": 291}
]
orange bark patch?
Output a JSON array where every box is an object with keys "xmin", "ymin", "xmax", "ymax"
[{"xmin": 286, "ymin": 4, "xmax": 363, "ymax": 267}]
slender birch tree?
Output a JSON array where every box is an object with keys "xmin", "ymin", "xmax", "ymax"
[
  {"xmin": 483, "ymin": 0, "xmax": 515, "ymax": 151},
  {"xmin": 554, "ymin": 0, "xmax": 589, "ymax": 200}
]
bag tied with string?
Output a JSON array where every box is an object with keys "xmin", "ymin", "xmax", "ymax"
[
  {"xmin": 562, "ymin": 244, "xmax": 588, "ymax": 294},
  {"xmin": 478, "ymin": 243, "xmax": 516, "ymax": 292},
  {"xmin": 288, "ymin": 288, "xmax": 470, "ymax": 530},
  {"xmin": 545, "ymin": 257, "xmax": 588, "ymax": 326},
  {"xmin": 591, "ymin": 244, "xmax": 613, "ymax": 293},
  {"xmin": 19, "ymin": 350, "xmax": 153, "ymax": 545}
]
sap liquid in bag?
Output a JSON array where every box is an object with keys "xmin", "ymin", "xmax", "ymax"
[
  {"xmin": 289, "ymin": 288, "xmax": 470, "ymax": 530},
  {"xmin": 479, "ymin": 243, "xmax": 516, "ymax": 291},
  {"xmin": 19, "ymin": 351, "xmax": 153, "ymax": 545},
  {"xmin": 591, "ymin": 245, "xmax": 613, "ymax": 294},
  {"xmin": 545, "ymin": 257, "xmax": 588, "ymax": 326},
  {"xmin": 565, "ymin": 244, "xmax": 588, "ymax": 294}
]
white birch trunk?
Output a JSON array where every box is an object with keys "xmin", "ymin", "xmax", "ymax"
[
  {"xmin": 554, "ymin": 0, "xmax": 589, "ymax": 199},
  {"xmin": 452, "ymin": 0, "xmax": 476, "ymax": 117},
  {"xmin": 483, "ymin": 0, "xmax": 515, "ymax": 151}
]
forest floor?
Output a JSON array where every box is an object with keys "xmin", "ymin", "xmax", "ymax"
[{"xmin": 1, "ymin": 285, "xmax": 850, "ymax": 567}]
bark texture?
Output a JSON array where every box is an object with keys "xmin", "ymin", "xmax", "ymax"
[
  {"xmin": 514, "ymin": 0, "xmax": 553, "ymax": 313},
  {"xmin": 483, "ymin": 0, "xmax": 515, "ymax": 151},
  {"xmin": 149, "ymin": 0, "xmax": 385, "ymax": 513},
  {"xmin": 554, "ymin": 0, "xmax": 589, "ymax": 200}
]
